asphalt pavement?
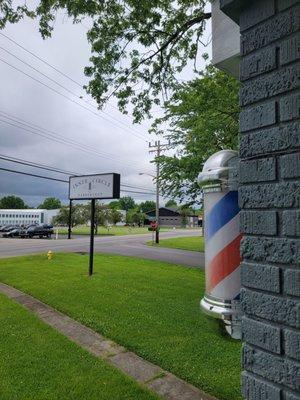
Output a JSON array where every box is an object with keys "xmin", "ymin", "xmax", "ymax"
[{"xmin": 0, "ymin": 229, "xmax": 205, "ymax": 268}]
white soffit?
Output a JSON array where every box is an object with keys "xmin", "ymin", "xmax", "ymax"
[{"xmin": 211, "ymin": 0, "xmax": 240, "ymax": 78}]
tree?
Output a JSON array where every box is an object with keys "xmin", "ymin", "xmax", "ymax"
[
  {"xmin": 179, "ymin": 206, "xmax": 191, "ymax": 227},
  {"xmin": 53, "ymin": 206, "xmax": 69, "ymax": 226},
  {"xmin": 82, "ymin": 202, "xmax": 108, "ymax": 234},
  {"xmin": 38, "ymin": 197, "xmax": 61, "ymax": 209},
  {"xmin": 138, "ymin": 201, "xmax": 156, "ymax": 213},
  {"xmin": 119, "ymin": 196, "xmax": 135, "ymax": 211},
  {"xmin": 95, "ymin": 208, "xmax": 108, "ymax": 233},
  {"xmin": 107, "ymin": 209, "xmax": 123, "ymax": 225},
  {"xmin": 126, "ymin": 208, "xmax": 145, "ymax": 226},
  {"xmin": 0, "ymin": 195, "xmax": 28, "ymax": 209},
  {"xmin": 0, "ymin": 1, "xmax": 210, "ymax": 121},
  {"xmin": 152, "ymin": 65, "xmax": 239, "ymax": 204},
  {"xmin": 165, "ymin": 199, "xmax": 177, "ymax": 208},
  {"xmin": 108, "ymin": 200, "xmax": 121, "ymax": 210},
  {"xmin": 53, "ymin": 204, "xmax": 86, "ymax": 227}
]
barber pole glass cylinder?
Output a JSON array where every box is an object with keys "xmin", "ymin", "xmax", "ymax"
[
  {"xmin": 204, "ymin": 189, "xmax": 241, "ymax": 302},
  {"xmin": 198, "ymin": 150, "xmax": 241, "ymax": 339}
]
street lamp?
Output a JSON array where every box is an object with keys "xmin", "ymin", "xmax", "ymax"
[{"xmin": 139, "ymin": 172, "xmax": 160, "ymax": 244}]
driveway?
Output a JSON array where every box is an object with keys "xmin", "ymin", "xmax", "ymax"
[{"xmin": 0, "ymin": 229, "xmax": 205, "ymax": 268}]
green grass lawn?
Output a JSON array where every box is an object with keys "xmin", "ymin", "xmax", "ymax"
[
  {"xmin": 0, "ymin": 293, "xmax": 158, "ymax": 400},
  {"xmin": 0, "ymin": 253, "xmax": 241, "ymax": 400},
  {"xmin": 148, "ymin": 236, "xmax": 205, "ymax": 252},
  {"xmin": 58, "ymin": 226, "xmax": 171, "ymax": 236}
]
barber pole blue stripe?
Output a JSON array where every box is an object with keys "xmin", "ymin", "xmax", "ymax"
[
  {"xmin": 205, "ymin": 213, "xmax": 240, "ymax": 264},
  {"xmin": 205, "ymin": 191, "xmax": 239, "ymax": 240}
]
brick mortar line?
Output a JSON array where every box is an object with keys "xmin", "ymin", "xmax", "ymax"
[{"xmin": 0, "ymin": 282, "xmax": 217, "ymax": 400}]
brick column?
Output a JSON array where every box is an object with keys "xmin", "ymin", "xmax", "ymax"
[{"xmin": 220, "ymin": 1, "xmax": 300, "ymax": 399}]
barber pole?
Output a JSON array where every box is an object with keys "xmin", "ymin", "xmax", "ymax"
[
  {"xmin": 198, "ymin": 150, "xmax": 241, "ymax": 339},
  {"xmin": 204, "ymin": 190, "xmax": 242, "ymax": 301}
]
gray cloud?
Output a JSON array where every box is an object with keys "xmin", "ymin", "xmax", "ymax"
[{"xmin": 0, "ymin": 8, "xmax": 211, "ymax": 206}]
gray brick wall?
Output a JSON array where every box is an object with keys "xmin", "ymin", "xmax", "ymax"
[{"xmin": 220, "ymin": 0, "xmax": 300, "ymax": 399}]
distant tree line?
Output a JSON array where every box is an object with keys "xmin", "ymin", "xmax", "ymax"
[
  {"xmin": 53, "ymin": 197, "xmax": 160, "ymax": 231},
  {"xmin": 0, "ymin": 195, "xmax": 189, "ymax": 228},
  {"xmin": 0, "ymin": 195, "xmax": 62, "ymax": 210},
  {"xmin": 53, "ymin": 204, "xmax": 124, "ymax": 233}
]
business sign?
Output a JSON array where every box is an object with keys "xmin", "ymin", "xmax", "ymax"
[{"xmin": 69, "ymin": 173, "xmax": 120, "ymax": 200}]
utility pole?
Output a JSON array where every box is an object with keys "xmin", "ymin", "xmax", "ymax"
[{"xmin": 149, "ymin": 140, "xmax": 169, "ymax": 244}]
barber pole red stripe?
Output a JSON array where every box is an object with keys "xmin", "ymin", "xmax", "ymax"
[{"xmin": 207, "ymin": 234, "xmax": 242, "ymax": 292}]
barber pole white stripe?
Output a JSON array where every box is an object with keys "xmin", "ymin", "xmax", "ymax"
[
  {"xmin": 205, "ymin": 213, "xmax": 240, "ymax": 264},
  {"xmin": 204, "ymin": 191, "xmax": 227, "ymax": 215},
  {"xmin": 211, "ymin": 266, "xmax": 241, "ymax": 299}
]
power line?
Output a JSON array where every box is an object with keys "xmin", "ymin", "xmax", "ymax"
[
  {"xmin": 0, "ymin": 110, "xmax": 139, "ymax": 163},
  {"xmin": 121, "ymin": 189, "xmax": 155, "ymax": 196},
  {"xmin": 0, "ymin": 32, "xmax": 83, "ymax": 88},
  {"xmin": 0, "ymin": 154, "xmax": 156, "ymax": 193},
  {"xmin": 0, "ymin": 167, "xmax": 68, "ymax": 183},
  {"xmin": 0, "ymin": 57, "xmax": 148, "ymax": 143},
  {"xmin": 0, "ymin": 45, "xmax": 149, "ymax": 140},
  {"xmin": 0, "ymin": 115, "xmax": 131, "ymax": 167},
  {"xmin": 0, "ymin": 46, "xmax": 82, "ymax": 98},
  {"xmin": 0, "ymin": 167, "xmax": 156, "ymax": 196},
  {"xmin": 0, "ymin": 112, "xmax": 153, "ymax": 174},
  {"xmin": 0, "ymin": 32, "xmax": 152, "ymax": 131},
  {"xmin": 0, "ymin": 110, "xmax": 129, "ymax": 164},
  {"xmin": 0, "ymin": 155, "xmax": 76, "ymax": 176}
]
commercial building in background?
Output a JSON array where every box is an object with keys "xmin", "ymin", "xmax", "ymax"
[
  {"xmin": 0, "ymin": 209, "xmax": 59, "ymax": 226},
  {"xmin": 145, "ymin": 207, "xmax": 199, "ymax": 228}
]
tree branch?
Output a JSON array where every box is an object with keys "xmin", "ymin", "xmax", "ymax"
[{"xmin": 107, "ymin": 11, "xmax": 211, "ymax": 100}]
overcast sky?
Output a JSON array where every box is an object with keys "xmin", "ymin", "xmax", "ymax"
[{"xmin": 0, "ymin": 5, "xmax": 211, "ymax": 207}]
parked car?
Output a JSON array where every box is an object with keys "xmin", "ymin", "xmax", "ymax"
[
  {"xmin": 1, "ymin": 225, "xmax": 15, "ymax": 232},
  {"xmin": 3, "ymin": 228, "xmax": 21, "ymax": 238},
  {"xmin": 21, "ymin": 224, "xmax": 54, "ymax": 239}
]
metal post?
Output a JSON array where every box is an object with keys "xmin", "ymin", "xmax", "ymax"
[
  {"xmin": 155, "ymin": 144, "xmax": 160, "ymax": 244},
  {"xmin": 68, "ymin": 199, "xmax": 72, "ymax": 239},
  {"xmin": 89, "ymin": 198, "xmax": 95, "ymax": 276}
]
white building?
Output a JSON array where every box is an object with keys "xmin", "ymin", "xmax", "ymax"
[{"xmin": 0, "ymin": 209, "xmax": 59, "ymax": 227}]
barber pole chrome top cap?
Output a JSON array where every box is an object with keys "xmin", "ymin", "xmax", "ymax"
[{"xmin": 198, "ymin": 150, "xmax": 238, "ymax": 189}]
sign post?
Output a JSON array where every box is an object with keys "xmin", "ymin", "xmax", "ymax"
[
  {"xmin": 69, "ymin": 173, "xmax": 120, "ymax": 276},
  {"xmin": 67, "ymin": 199, "xmax": 73, "ymax": 239},
  {"xmin": 89, "ymin": 198, "xmax": 96, "ymax": 276}
]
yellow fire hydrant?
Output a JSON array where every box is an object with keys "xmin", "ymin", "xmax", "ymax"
[{"xmin": 47, "ymin": 250, "xmax": 53, "ymax": 260}]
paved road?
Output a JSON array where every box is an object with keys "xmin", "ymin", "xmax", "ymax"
[{"xmin": 0, "ymin": 229, "xmax": 205, "ymax": 268}]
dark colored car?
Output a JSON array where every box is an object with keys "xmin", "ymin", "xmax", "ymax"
[
  {"xmin": 1, "ymin": 225, "xmax": 15, "ymax": 232},
  {"xmin": 22, "ymin": 224, "xmax": 54, "ymax": 239},
  {"xmin": 3, "ymin": 228, "xmax": 21, "ymax": 238}
]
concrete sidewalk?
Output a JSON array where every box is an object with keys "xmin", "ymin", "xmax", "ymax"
[{"xmin": 0, "ymin": 282, "xmax": 216, "ymax": 400}]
